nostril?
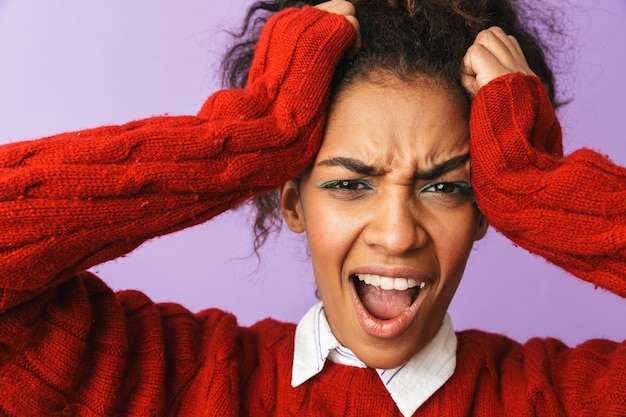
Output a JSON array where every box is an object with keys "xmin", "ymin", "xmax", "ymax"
[{"xmin": 362, "ymin": 218, "xmax": 428, "ymax": 255}]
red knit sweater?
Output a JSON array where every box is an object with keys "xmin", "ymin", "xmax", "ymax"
[{"xmin": 0, "ymin": 6, "xmax": 624, "ymax": 417}]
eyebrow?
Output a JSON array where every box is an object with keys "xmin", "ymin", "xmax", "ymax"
[
  {"xmin": 415, "ymin": 153, "xmax": 470, "ymax": 180},
  {"xmin": 317, "ymin": 157, "xmax": 381, "ymax": 176},
  {"xmin": 316, "ymin": 153, "xmax": 470, "ymax": 180}
]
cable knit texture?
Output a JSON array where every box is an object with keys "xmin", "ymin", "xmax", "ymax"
[
  {"xmin": 0, "ymin": 6, "xmax": 624, "ymax": 416},
  {"xmin": 470, "ymin": 74, "xmax": 626, "ymax": 296}
]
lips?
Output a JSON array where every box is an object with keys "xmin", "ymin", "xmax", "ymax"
[{"xmin": 350, "ymin": 270, "xmax": 430, "ymax": 339}]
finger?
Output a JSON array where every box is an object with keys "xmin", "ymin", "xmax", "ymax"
[
  {"xmin": 316, "ymin": 0, "xmax": 355, "ymax": 16},
  {"xmin": 506, "ymin": 35, "xmax": 533, "ymax": 72},
  {"xmin": 475, "ymin": 27, "xmax": 535, "ymax": 76},
  {"xmin": 481, "ymin": 27, "xmax": 523, "ymax": 60},
  {"xmin": 462, "ymin": 43, "xmax": 511, "ymax": 92},
  {"xmin": 487, "ymin": 28, "xmax": 530, "ymax": 68},
  {"xmin": 315, "ymin": 0, "xmax": 343, "ymax": 7},
  {"xmin": 474, "ymin": 28, "xmax": 517, "ymax": 66}
]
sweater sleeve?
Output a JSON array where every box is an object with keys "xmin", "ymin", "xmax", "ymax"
[
  {"xmin": 0, "ymin": 6, "xmax": 355, "ymax": 312},
  {"xmin": 469, "ymin": 73, "xmax": 626, "ymax": 297}
]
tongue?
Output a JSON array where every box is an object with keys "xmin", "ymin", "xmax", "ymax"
[{"xmin": 360, "ymin": 284, "xmax": 414, "ymax": 320}]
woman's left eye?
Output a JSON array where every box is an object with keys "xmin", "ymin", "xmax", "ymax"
[{"xmin": 419, "ymin": 181, "xmax": 474, "ymax": 198}]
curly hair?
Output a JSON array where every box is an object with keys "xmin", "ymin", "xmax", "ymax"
[{"xmin": 221, "ymin": 0, "xmax": 563, "ymax": 250}]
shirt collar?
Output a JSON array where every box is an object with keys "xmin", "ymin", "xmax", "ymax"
[{"xmin": 292, "ymin": 302, "xmax": 457, "ymax": 417}]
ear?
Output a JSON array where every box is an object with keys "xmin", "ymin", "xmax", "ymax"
[
  {"xmin": 474, "ymin": 211, "xmax": 489, "ymax": 241},
  {"xmin": 280, "ymin": 180, "xmax": 306, "ymax": 233}
]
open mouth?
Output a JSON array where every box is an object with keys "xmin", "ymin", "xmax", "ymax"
[{"xmin": 351, "ymin": 273, "xmax": 426, "ymax": 320}]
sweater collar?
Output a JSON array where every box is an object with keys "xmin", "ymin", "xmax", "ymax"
[{"xmin": 291, "ymin": 302, "xmax": 457, "ymax": 417}]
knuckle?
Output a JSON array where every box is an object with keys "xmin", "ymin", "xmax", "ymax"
[
  {"xmin": 489, "ymin": 26, "xmax": 505, "ymax": 35},
  {"xmin": 339, "ymin": 1, "xmax": 356, "ymax": 16},
  {"xmin": 475, "ymin": 29, "xmax": 494, "ymax": 44}
]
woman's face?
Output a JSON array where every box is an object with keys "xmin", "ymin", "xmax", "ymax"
[{"xmin": 281, "ymin": 74, "xmax": 487, "ymax": 369}]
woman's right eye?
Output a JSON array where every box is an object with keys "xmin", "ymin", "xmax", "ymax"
[{"xmin": 316, "ymin": 179, "xmax": 373, "ymax": 196}]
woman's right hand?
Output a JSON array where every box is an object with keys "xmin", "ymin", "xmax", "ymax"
[{"xmin": 195, "ymin": 2, "xmax": 359, "ymax": 189}]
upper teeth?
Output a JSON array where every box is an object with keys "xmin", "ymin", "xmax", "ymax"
[{"xmin": 356, "ymin": 274, "xmax": 426, "ymax": 291}]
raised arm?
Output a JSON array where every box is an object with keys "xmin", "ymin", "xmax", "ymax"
[
  {"xmin": 464, "ymin": 27, "xmax": 626, "ymax": 297},
  {"xmin": 0, "ymin": 5, "xmax": 357, "ymax": 311}
]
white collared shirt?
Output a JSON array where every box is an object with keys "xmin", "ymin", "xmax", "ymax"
[{"xmin": 292, "ymin": 302, "xmax": 457, "ymax": 417}]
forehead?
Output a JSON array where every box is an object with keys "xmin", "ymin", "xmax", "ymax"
[{"xmin": 319, "ymin": 76, "xmax": 469, "ymax": 170}]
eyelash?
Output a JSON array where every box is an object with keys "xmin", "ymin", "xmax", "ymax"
[
  {"xmin": 316, "ymin": 179, "xmax": 373, "ymax": 192},
  {"xmin": 418, "ymin": 181, "xmax": 474, "ymax": 197}
]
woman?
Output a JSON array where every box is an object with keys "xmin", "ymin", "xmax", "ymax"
[{"xmin": 0, "ymin": 0, "xmax": 624, "ymax": 415}]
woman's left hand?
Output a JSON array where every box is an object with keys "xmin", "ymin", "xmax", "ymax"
[{"xmin": 461, "ymin": 26, "xmax": 536, "ymax": 97}]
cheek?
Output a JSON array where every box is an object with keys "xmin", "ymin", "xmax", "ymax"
[
  {"xmin": 304, "ymin": 206, "xmax": 358, "ymax": 272},
  {"xmin": 300, "ymin": 188, "xmax": 361, "ymax": 254},
  {"xmin": 298, "ymin": 196, "xmax": 365, "ymax": 304},
  {"xmin": 430, "ymin": 208, "xmax": 480, "ymax": 278}
]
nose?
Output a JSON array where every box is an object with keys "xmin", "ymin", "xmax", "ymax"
[{"xmin": 362, "ymin": 192, "xmax": 428, "ymax": 255}]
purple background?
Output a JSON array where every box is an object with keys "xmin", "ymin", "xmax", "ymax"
[{"xmin": 1, "ymin": 0, "xmax": 624, "ymax": 346}]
